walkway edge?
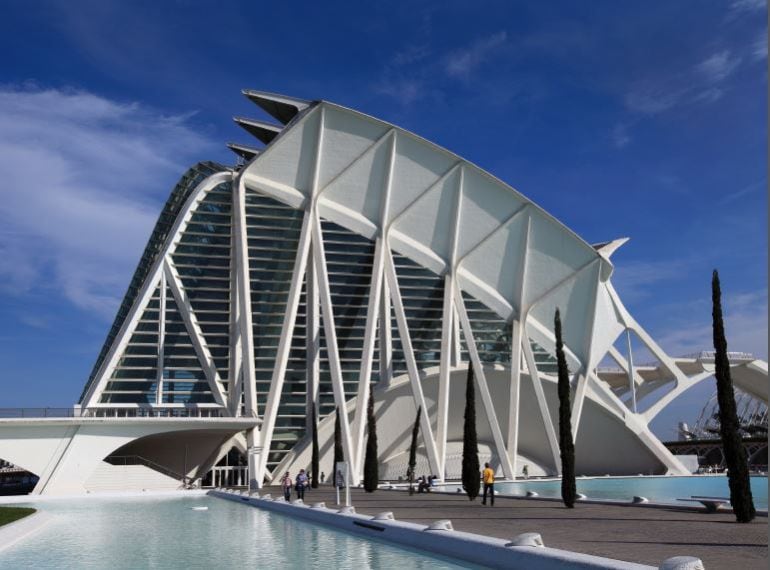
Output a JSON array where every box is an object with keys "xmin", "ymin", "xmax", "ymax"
[
  {"xmin": 0, "ymin": 511, "xmax": 53, "ymax": 553},
  {"xmin": 210, "ymin": 490, "xmax": 654, "ymax": 570}
]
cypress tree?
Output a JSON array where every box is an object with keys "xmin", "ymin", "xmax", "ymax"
[
  {"xmin": 332, "ymin": 407, "xmax": 343, "ymax": 487},
  {"xmin": 363, "ymin": 392, "xmax": 379, "ymax": 492},
  {"xmin": 712, "ymin": 270, "xmax": 755, "ymax": 522},
  {"xmin": 310, "ymin": 406, "xmax": 319, "ymax": 488},
  {"xmin": 407, "ymin": 406, "xmax": 421, "ymax": 496},
  {"xmin": 461, "ymin": 363, "xmax": 480, "ymax": 501},
  {"xmin": 555, "ymin": 309, "xmax": 577, "ymax": 508}
]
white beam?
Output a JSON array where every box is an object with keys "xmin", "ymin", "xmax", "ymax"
[
  {"xmin": 521, "ymin": 334, "xmax": 561, "ymax": 473},
  {"xmin": 454, "ymin": 287, "xmax": 515, "ymax": 479},
  {"xmin": 155, "ymin": 271, "xmax": 167, "ymax": 406},
  {"xmin": 351, "ymin": 238, "xmax": 385, "ymax": 476},
  {"xmin": 508, "ymin": 318, "xmax": 523, "ymax": 478},
  {"xmin": 508, "ymin": 210, "xmax": 530, "ymax": 478},
  {"xmin": 436, "ymin": 165, "xmax": 463, "ymax": 477},
  {"xmin": 163, "ymin": 259, "xmax": 227, "ymax": 407},
  {"xmin": 306, "ymin": 259, "xmax": 320, "ymax": 429},
  {"xmin": 436, "ymin": 274, "xmax": 454, "ymax": 476},
  {"xmin": 233, "ymin": 175, "xmax": 258, "ymax": 417},
  {"xmin": 81, "ymin": 171, "xmax": 233, "ymax": 407},
  {"xmin": 312, "ymin": 213, "xmax": 357, "ymax": 481},
  {"xmin": 626, "ymin": 330, "xmax": 638, "ymax": 413},
  {"xmin": 227, "ymin": 211, "xmax": 243, "ymax": 416},
  {"xmin": 384, "ymin": 249, "xmax": 441, "ymax": 476},
  {"xmin": 255, "ymin": 210, "xmax": 313, "ymax": 483},
  {"xmin": 571, "ymin": 264, "xmax": 602, "ymax": 440}
]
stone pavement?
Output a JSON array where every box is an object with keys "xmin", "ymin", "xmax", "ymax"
[{"xmin": 265, "ymin": 486, "xmax": 767, "ymax": 569}]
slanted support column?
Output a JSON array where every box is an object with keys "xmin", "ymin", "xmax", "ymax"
[
  {"xmin": 306, "ymin": 259, "xmax": 320, "ymax": 430},
  {"xmin": 436, "ymin": 274, "xmax": 454, "ymax": 477},
  {"xmin": 571, "ymin": 264, "xmax": 602, "ymax": 440},
  {"xmin": 312, "ymin": 213, "xmax": 357, "ymax": 482},
  {"xmin": 521, "ymin": 335, "xmax": 561, "ymax": 473},
  {"xmin": 233, "ymin": 175, "xmax": 258, "ymax": 417},
  {"xmin": 228, "ymin": 214, "xmax": 243, "ymax": 416},
  {"xmin": 626, "ymin": 329, "xmax": 638, "ymax": 413},
  {"xmin": 379, "ymin": 282, "xmax": 393, "ymax": 387},
  {"xmin": 455, "ymin": 289, "xmax": 515, "ymax": 479},
  {"xmin": 351, "ymin": 239, "xmax": 385, "ymax": 476},
  {"xmin": 255, "ymin": 211, "xmax": 313, "ymax": 485},
  {"xmin": 155, "ymin": 271, "xmax": 167, "ymax": 405},
  {"xmin": 385, "ymin": 249, "xmax": 441, "ymax": 477},
  {"xmin": 164, "ymin": 259, "xmax": 227, "ymax": 407},
  {"xmin": 508, "ymin": 209, "xmax": 530, "ymax": 479},
  {"xmin": 508, "ymin": 318, "xmax": 523, "ymax": 478}
]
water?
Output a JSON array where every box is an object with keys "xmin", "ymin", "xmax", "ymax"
[
  {"xmin": 487, "ymin": 475, "xmax": 768, "ymax": 508},
  {"xmin": 1, "ymin": 495, "xmax": 472, "ymax": 569}
]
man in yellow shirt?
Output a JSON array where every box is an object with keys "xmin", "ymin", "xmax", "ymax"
[{"xmin": 481, "ymin": 462, "xmax": 495, "ymax": 506}]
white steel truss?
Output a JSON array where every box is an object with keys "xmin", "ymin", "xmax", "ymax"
[{"xmin": 80, "ymin": 92, "xmax": 768, "ymax": 488}]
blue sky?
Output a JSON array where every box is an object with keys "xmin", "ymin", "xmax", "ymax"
[{"xmin": 0, "ymin": 1, "xmax": 766, "ymax": 438}]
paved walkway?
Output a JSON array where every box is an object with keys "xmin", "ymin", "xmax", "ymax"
[{"xmin": 265, "ymin": 486, "xmax": 767, "ymax": 569}]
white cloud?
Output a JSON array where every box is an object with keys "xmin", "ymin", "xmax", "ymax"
[
  {"xmin": 752, "ymin": 30, "xmax": 768, "ymax": 60},
  {"xmin": 729, "ymin": 0, "xmax": 766, "ymax": 14},
  {"xmin": 624, "ymin": 84, "xmax": 685, "ymax": 115},
  {"xmin": 0, "ymin": 86, "xmax": 216, "ymax": 319},
  {"xmin": 655, "ymin": 289, "xmax": 768, "ymax": 360},
  {"xmin": 611, "ymin": 123, "xmax": 631, "ymax": 148},
  {"xmin": 696, "ymin": 50, "xmax": 742, "ymax": 83},
  {"xmin": 445, "ymin": 31, "xmax": 508, "ymax": 79},
  {"xmin": 612, "ymin": 258, "xmax": 689, "ymax": 302},
  {"xmin": 373, "ymin": 78, "xmax": 426, "ymax": 105}
]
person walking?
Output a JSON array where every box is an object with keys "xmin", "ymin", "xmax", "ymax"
[
  {"xmin": 296, "ymin": 469, "xmax": 309, "ymax": 500},
  {"xmin": 281, "ymin": 471, "xmax": 293, "ymax": 501},
  {"xmin": 481, "ymin": 463, "xmax": 495, "ymax": 506}
]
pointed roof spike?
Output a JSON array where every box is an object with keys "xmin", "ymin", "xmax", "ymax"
[
  {"xmin": 593, "ymin": 237, "xmax": 630, "ymax": 259},
  {"xmin": 241, "ymin": 89, "xmax": 310, "ymax": 124},
  {"xmin": 233, "ymin": 117, "xmax": 282, "ymax": 145},
  {"xmin": 226, "ymin": 142, "xmax": 261, "ymax": 161}
]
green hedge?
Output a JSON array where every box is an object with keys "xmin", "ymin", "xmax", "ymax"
[{"xmin": 0, "ymin": 506, "xmax": 36, "ymax": 527}]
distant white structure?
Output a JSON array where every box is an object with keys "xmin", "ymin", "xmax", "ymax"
[{"xmin": 1, "ymin": 91, "xmax": 767, "ymax": 494}]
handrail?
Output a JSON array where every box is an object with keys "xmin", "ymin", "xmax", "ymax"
[
  {"xmin": 0, "ymin": 407, "xmax": 227, "ymax": 419},
  {"xmin": 105, "ymin": 455, "xmax": 199, "ymax": 488}
]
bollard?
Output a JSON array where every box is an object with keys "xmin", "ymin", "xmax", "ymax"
[
  {"xmin": 374, "ymin": 511, "xmax": 395, "ymax": 521},
  {"xmin": 424, "ymin": 520, "xmax": 454, "ymax": 531},
  {"xmin": 311, "ymin": 502, "xmax": 326, "ymax": 509},
  {"xmin": 506, "ymin": 533, "xmax": 545, "ymax": 548},
  {"xmin": 338, "ymin": 506, "xmax": 356, "ymax": 515},
  {"xmin": 659, "ymin": 556, "xmax": 705, "ymax": 570}
]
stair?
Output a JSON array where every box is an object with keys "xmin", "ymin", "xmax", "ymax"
[{"xmin": 85, "ymin": 462, "xmax": 181, "ymax": 492}]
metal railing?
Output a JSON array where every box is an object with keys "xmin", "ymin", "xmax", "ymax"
[
  {"xmin": 105, "ymin": 455, "xmax": 199, "ymax": 488},
  {"xmin": 0, "ymin": 407, "xmax": 226, "ymax": 419}
]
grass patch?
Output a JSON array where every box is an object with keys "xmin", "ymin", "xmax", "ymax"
[{"xmin": 0, "ymin": 506, "xmax": 36, "ymax": 527}]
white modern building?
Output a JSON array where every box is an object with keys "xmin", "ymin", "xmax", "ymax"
[{"xmin": 1, "ymin": 91, "xmax": 767, "ymax": 494}]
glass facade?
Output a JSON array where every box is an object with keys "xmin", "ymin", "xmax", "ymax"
[{"xmin": 85, "ymin": 165, "xmax": 558, "ymax": 470}]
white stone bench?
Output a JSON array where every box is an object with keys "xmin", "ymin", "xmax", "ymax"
[{"xmin": 676, "ymin": 496, "xmax": 730, "ymax": 513}]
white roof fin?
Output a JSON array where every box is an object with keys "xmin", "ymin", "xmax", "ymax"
[
  {"xmin": 593, "ymin": 237, "xmax": 630, "ymax": 259},
  {"xmin": 233, "ymin": 117, "xmax": 282, "ymax": 145},
  {"xmin": 242, "ymin": 90, "xmax": 310, "ymax": 124},
  {"xmin": 227, "ymin": 142, "xmax": 261, "ymax": 161}
]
